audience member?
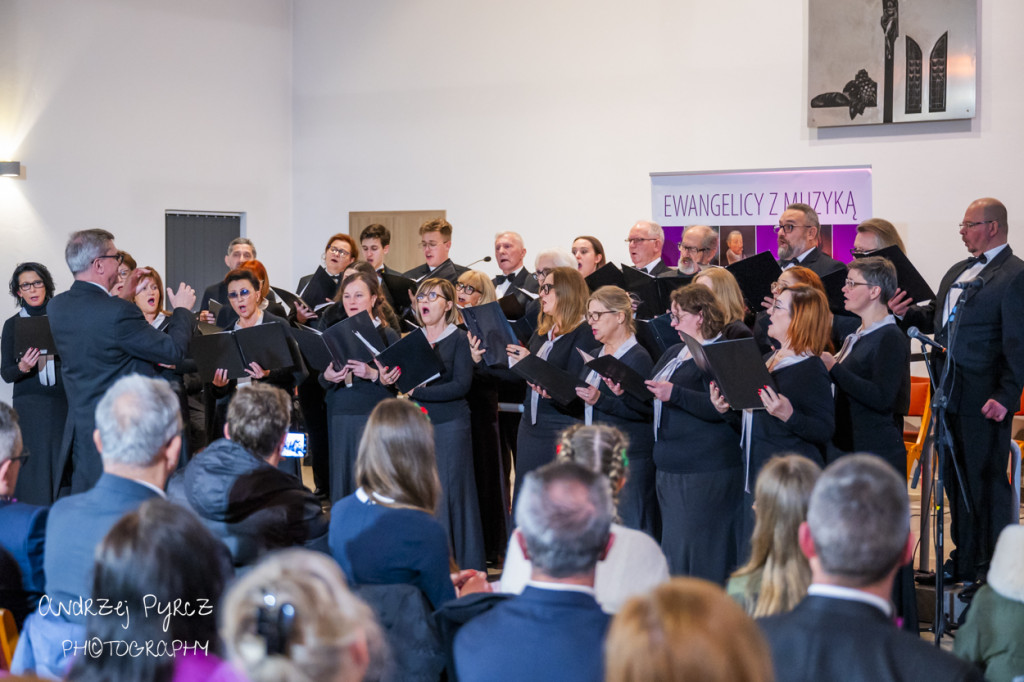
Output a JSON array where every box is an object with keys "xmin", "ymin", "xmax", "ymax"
[
  {"xmin": 222, "ymin": 548, "xmax": 381, "ymax": 682},
  {"xmin": 2, "ymin": 261, "xmax": 67, "ymax": 505},
  {"xmin": 403, "ymin": 218, "xmax": 468, "ymax": 284},
  {"xmin": 48, "ymin": 229, "xmax": 196, "ymax": 493},
  {"xmin": 626, "ymin": 221, "xmax": 669, "ymax": 275},
  {"xmin": 758, "ymin": 455, "xmax": 982, "ymax": 682},
  {"xmin": 0, "ymin": 402, "xmax": 47, "ymax": 628},
  {"xmin": 606, "ymin": 577, "xmax": 773, "ymax": 682},
  {"xmin": 12, "ymin": 375, "xmax": 182, "ymax": 677},
  {"xmin": 454, "ymin": 460, "xmax": 612, "ymax": 682},
  {"xmin": 954, "ymin": 525, "xmax": 1024, "ymax": 682},
  {"xmin": 727, "ymin": 455, "xmax": 820, "ymax": 617},
  {"xmin": 500, "ymin": 424, "xmax": 669, "ymax": 613},
  {"xmin": 168, "ymin": 383, "xmax": 328, "ymax": 568},
  {"xmin": 65, "ymin": 498, "xmax": 236, "ymax": 682}
]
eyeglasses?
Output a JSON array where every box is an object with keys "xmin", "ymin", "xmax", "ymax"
[
  {"xmin": 844, "ymin": 279, "xmax": 872, "ymax": 288},
  {"xmin": 771, "ymin": 300, "xmax": 791, "ymax": 314},
  {"xmin": 327, "ymin": 246, "xmax": 351, "ymax": 257},
  {"xmin": 455, "ymin": 282, "xmax": 478, "ymax": 295},
  {"xmin": 769, "ymin": 280, "xmax": 787, "ymax": 295},
  {"xmin": 678, "ymin": 245, "xmax": 711, "ymax": 255},
  {"xmin": 532, "ymin": 268, "xmax": 553, "ymax": 281},
  {"xmin": 669, "ymin": 311, "xmax": 690, "ymax": 324},
  {"xmin": 586, "ymin": 310, "xmax": 616, "ymax": 323},
  {"xmin": 419, "ymin": 241, "xmax": 444, "ymax": 249},
  {"xmin": 958, "ymin": 220, "xmax": 995, "ymax": 230},
  {"xmin": 93, "ymin": 253, "xmax": 124, "ymax": 266},
  {"xmin": 773, "ymin": 224, "xmax": 811, "ymax": 234},
  {"xmin": 117, "ymin": 268, "xmax": 131, "ymax": 279},
  {"xmin": 227, "ymin": 288, "xmax": 254, "ymax": 299},
  {"xmin": 625, "ymin": 238, "xmax": 658, "ymax": 246},
  {"xmin": 539, "ymin": 283, "xmax": 555, "ymax": 295},
  {"xmin": 849, "ymin": 247, "xmax": 875, "ymax": 256},
  {"xmin": 18, "ymin": 280, "xmax": 45, "ymax": 292},
  {"xmin": 415, "ymin": 291, "xmax": 448, "ymax": 302}
]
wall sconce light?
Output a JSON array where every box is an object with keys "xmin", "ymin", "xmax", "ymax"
[{"xmin": 0, "ymin": 162, "xmax": 22, "ymax": 178}]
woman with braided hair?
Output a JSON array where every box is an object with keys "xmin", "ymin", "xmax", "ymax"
[{"xmin": 499, "ymin": 423, "xmax": 669, "ymax": 613}]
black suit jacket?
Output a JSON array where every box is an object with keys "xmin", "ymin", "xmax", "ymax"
[
  {"xmin": 47, "ymin": 281, "xmax": 196, "ymax": 493},
  {"xmin": 646, "ymin": 260, "xmax": 672, "ymax": 276},
  {"xmin": 200, "ymin": 281, "xmax": 228, "ymax": 313},
  {"xmin": 760, "ymin": 595, "xmax": 983, "ymax": 682},
  {"xmin": 494, "ymin": 268, "xmax": 538, "ymax": 310},
  {"xmin": 902, "ymin": 246, "xmax": 1024, "ymax": 415},
  {"xmin": 0, "ymin": 501, "xmax": 47, "ymax": 628},
  {"xmin": 788, "ymin": 246, "xmax": 846, "ymax": 279},
  {"xmin": 404, "ymin": 259, "xmax": 469, "ymax": 285}
]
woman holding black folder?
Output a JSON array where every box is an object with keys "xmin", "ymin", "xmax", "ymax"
[
  {"xmin": 208, "ymin": 268, "xmax": 304, "ymax": 443},
  {"xmin": 644, "ymin": 284, "xmax": 743, "ymax": 581},
  {"xmin": 507, "ymin": 266, "xmax": 599, "ymax": 500},
  {"xmin": 404, "ymin": 278, "xmax": 486, "ymax": 570},
  {"xmin": 573, "ymin": 285, "xmax": 657, "ymax": 538},
  {"xmin": 2, "ymin": 262, "xmax": 67, "ymax": 505},
  {"xmin": 320, "ymin": 271, "xmax": 400, "ymax": 502}
]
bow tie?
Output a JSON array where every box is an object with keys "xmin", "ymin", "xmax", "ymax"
[
  {"xmin": 495, "ymin": 274, "xmax": 510, "ymax": 284},
  {"xmin": 965, "ymin": 254, "xmax": 988, "ymax": 266},
  {"xmin": 779, "ymin": 258, "xmax": 796, "ymax": 268}
]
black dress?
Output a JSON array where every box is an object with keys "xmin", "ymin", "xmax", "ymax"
[
  {"xmin": 514, "ymin": 323, "xmax": 600, "ymax": 501},
  {"xmin": 320, "ymin": 323, "xmax": 400, "ymax": 502},
  {"xmin": 828, "ymin": 321, "xmax": 910, "ymax": 473},
  {"xmin": 1, "ymin": 309, "xmax": 68, "ymax": 505},
  {"xmin": 586, "ymin": 341, "xmax": 657, "ymax": 538},
  {"xmin": 411, "ymin": 327, "xmax": 486, "ymax": 571},
  {"xmin": 650, "ymin": 343, "xmax": 744, "ymax": 582},
  {"xmin": 466, "ymin": 356, "xmax": 510, "ymax": 563}
]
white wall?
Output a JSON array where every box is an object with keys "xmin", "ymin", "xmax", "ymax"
[
  {"xmin": 0, "ymin": 0, "xmax": 293, "ymax": 404},
  {"xmin": 292, "ymin": 0, "xmax": 1024, "ymax": 287}
]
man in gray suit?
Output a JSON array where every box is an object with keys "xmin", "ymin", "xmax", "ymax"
[{"xmin": 759, "ymin": 455, "xmax": 982, "ymax": 682}]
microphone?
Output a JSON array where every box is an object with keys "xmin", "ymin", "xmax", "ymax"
[
  {"xmin": 464, "ymin": 256, "xmax": 493, "ymax": 269},
  {"xmin": 907, "ymin": 326, "xmax": 946, "ymax": 353},
  {"xmin": 950, "ymin": 277, "xmax": 984, "ymax": 291}
]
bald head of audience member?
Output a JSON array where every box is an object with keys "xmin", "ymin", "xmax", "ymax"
[
  {"xmin": 225, "ymin": 383, "xmax": 292, "ymax": 467},
  {"xmin": 515, "ymin": 460, "xmax": 613, "ymax": 584},
  {"xmin": 93, "ymin": 374, "xmax": 182, "ymax": 490},
  {"xmin": 801, "ymin": 454, "xmax": 912, "ymax": 591},
  {"xmin": 0, "ymin": 402, "xmax": 23, "ymax": 498}
]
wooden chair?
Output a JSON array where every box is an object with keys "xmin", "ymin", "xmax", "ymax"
[
  {"xmin": 0, "ymin": 607, "xmax": 17, "ymax": 671},
  {"xmin": 904, "ymin": 376, "xmax": 931, "ymax": 479}
]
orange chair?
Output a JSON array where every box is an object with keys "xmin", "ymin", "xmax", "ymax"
[
  {"xmin": 0, "ymin": 607, "xmax": 17, "ymax": 670},
  {"xmin": 904, "ymin": 376, "xmax": 931, "ymax": 479}
]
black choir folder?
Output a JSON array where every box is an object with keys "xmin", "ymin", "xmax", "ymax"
[
  {"xmin": 855, "ymin": 244, "xmax": 936, "ymax": 303},
  {"xmin": 13, "ymin": 316, "xmax": 57, "ymax": 357},
  {"xmin": 291, "ymin": 311, "xmax": 384, "ymax": 372},
  {"xmin": 585, "ymin": 263, "xmax": 625, "ymax": 292},
  {"xmin": 577, "ymin": 349, "xmax": 652, "ymax": 403},
  {"xmin": 510, "ymin": 353, "xmax": 588, "ymax": 407},
  {"xmin": 298, "ymin": 266, "xmax": 341, "ymax": 309},
  {"xmin": 726, "ymin": 251, "xmax": 782, "ymax": 308},
  {"xmin": 364, "ymin": 330, "xmax": 444, "ymax": 394},
  {"xmin": 190, "ymin": 323, "xmax": 295, "ymax": 383},
  {"xmin": 381, "ymin": 272, "xmax": 416, "ymax": 312},
  {"xmin": 678, "ymin": 332, "xmax": 775, "ymax": 411},
  {"xmin": 461, "ymin": 302, "xmax": 519, "ymax": 368},
  {"xmin": 291, "ymin": 325, "xmax": 335, "ymax": 372}
]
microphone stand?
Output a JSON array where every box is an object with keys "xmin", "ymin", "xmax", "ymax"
[{"xmin": 921, "ymin": 285, "xmax": 977, "ymax": 645}]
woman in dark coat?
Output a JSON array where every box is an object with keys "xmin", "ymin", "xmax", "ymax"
[
  {"xmin": 574, "ymin": 285, "xmax": 656, "ymax": 538},
  {"xmin": 1, "ymin": 263, "xmax": 67, "ymax": 505},
  {"xmin": 645, "ymin": 284, "xmax": 744, "ymax": 581}
]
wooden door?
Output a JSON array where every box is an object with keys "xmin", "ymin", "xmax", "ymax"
[{"xmin": 349, "ymin": 210, "xmax": 446, "ymax": 274}]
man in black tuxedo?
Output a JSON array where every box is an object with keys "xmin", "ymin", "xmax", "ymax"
[
  {"xmin": 892, "ymin": 197, "xmax": 1024, "ymax": 583},
  {"xmin": 0, "ymin": 403, "xmax": 47, "ymax": 629},
  {"xmin": 48, "ymin": 229, "xmax": 196, "ymax": 494},
  {"xmin": 360, "ymin": 223, "xmax": 403, "ymax": 279},
  {"xmin": 759, "ymin": 455, "xmax": 983, "ymax": 682},
  {"xmin": 626, "ymin": 220, "xmax": 670, "ymax": 275},
  {"xmin": 776, "ymin": 203, "xmax": 846, "ymax": 278},
  {"xmin": 403, "ymin": 218, "xmax": 468, "ymax": 284},
  {"xmin": 199, "ymin": 237, "xmax": 256, "ymax": 316},
  {"xmin": 493, "ymin": 231, "xmax": 538, "ymax": 305}
]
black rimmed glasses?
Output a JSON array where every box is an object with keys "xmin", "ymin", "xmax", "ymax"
[
  {"xmin": 773, "ymin": 224, "xmax": 811, "ymax": 234},
  {"xmin": 679, "ymin": 245, "xmax": 711, "ymax": 255},
  {"xmin": 93, "ymin": 253, "xmax": 124, "ymax": 266},
  {"xmin": 455, "ymin": 282, "xmax": 478, "ymax": 295},
  {"xmin": 327, "ymin": 245, "xmax": 351, "ymax": 258},
  {"xmin": 539, "ymin": 283, "xmax": 555, "ymax": 295},
  {"xmin": 586, "ymin": 310, "xmax": 615, "ymax": 324},
  {"xmin": 532, "ymin": 268, "xmax": 553, "ymax": 282},
  {"xmin": 18, "ymin": 280, "xmax": 45, "ymax": 292}
]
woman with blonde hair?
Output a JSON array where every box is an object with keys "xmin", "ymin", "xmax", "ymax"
[
  {"xmin": 504, "ymin": 266, "xmax": 600, "ymax": 498},
  {"xmin": 573, "ymin": 285, "xmax": 656, "ymax": 536},
  {"xmin": 500, "ymin": 424, "xmax": 669, "ymax": 613},
  {"xmin": 605, "ymin": 577, "xmax": 774, "ymax": 682},
  {"xmin": 727, "ymin": 455, "xmax": 821, "ymax": 617},
  {"xmin": 222, "ymin": 548, "xmax": 379, "ymax": 682},
  {"xmin": 694, "ymin": 267, "xmax": 753, "ymax": 339},
  {"xmin": 455, "ymin": 270, "xmax": 497, "ymax": 308},
  {"xmin": 328, "ymin": 398, "xmax": 488, "ymax": 610}
]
